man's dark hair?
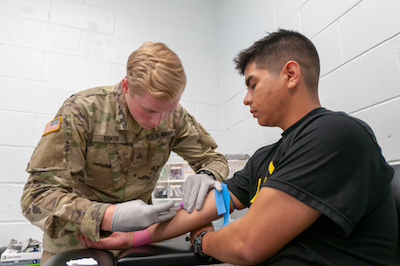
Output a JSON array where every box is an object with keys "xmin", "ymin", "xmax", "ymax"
[{"xmin": 234, "ymin": 29, "xmax": 320, "ymax": 91}]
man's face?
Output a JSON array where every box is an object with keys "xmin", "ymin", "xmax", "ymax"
[
  {"xmin": 122, "ymin": 80, "xmax": 181, "ymax": 129},
  {"xmin": 243, "ymin": 61, "xmax": 288, "ymax": 128}
]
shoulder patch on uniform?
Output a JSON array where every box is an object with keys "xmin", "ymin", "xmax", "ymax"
[{"xmin": 42, "ymin": 116, "xmax": 61, "ymax": 136}]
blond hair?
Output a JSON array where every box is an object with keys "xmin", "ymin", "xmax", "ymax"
[{"xmin": 126, "ymin": 42, "xmax": 186, "ymax": 102}]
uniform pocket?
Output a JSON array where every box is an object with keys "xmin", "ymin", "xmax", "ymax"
[
  {"xmin": 84, "ymin": 144, "xmax": 126, "ymax": 190},
  {"xmin": 107, "ymin": 144, "xmax": 126, "ymax": 189}
]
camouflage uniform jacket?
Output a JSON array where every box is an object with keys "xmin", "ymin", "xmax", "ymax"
[{"xmin": 20, "ymin": 83, "xmax": 228, "ymax": 253}]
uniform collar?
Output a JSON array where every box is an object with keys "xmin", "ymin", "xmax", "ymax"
[{"xmin": 114, "ymin": 82, "xmax": 144, "ymax": 134}]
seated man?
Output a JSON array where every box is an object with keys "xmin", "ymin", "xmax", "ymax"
[{"xmin": 78, "ymin": 29, "xmax": 400, "ymax": 265}]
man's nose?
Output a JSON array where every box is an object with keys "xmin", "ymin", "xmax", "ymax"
[
  {"xmin": 151, "ymin": 113, "xmax": 164, "ymax": 126},
  {"xmin": 243, "ymin": 90, "xmax": 252, "ymax": 105}
]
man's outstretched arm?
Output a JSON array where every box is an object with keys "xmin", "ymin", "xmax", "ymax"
[{"xmin": 78, "ymin": 189, "xmax": 244, "ymax": 249}]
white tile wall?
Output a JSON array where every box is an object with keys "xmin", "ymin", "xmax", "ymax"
[
  {"xmin": 195, "ymin": 104, "xmax": 222, "ymax": 131},
  {"xmin": 0, "ymin": 45, "xmax": 45, "ymax": 79},
  {"xmin": 144, "ymin": 0, "xmax": 196, "ymax": 28},
  {"xmin": 280, "ymin": 10, "xmax": 301, "ymax": 32},
  {"xmin": 219, "ymin": 0, "xmax": 254, "ymax": 52},
  {"xmin": 0, "ymin": 0, "xmax": 50, "ymax": 21},
  {"xmin": 175, "ymin": 49, "xmax": 196, "ymax": 76},
  {"xmin": 0, "ymin": 111, "xmax": 35, "ymax": 146},
  {"xmin": 274, "ymin": 0, "xmax": 306, "ymax": 27},
  {"xmin": 239, "ymin": 4, "xmax": 275, "ymax": 51},
  {"xmin": 0, "ymin": 78, "xmax": 75, "ymax": 114},
  {"xmin": 339, "ymin": 0, "xmax": 400, "ymax": 62},
  {"xmin": 49, "ymin": 0, "xmax": 114, "ymax": 34},
  {"xmin": 319, "ymin": 40, "xmax": 400, "ymax": 113},
  {"xmin": 170, "ymin": 25, "xmax": 219, "ymax": 56},
  {"xmin": 300, "ymin": 0, "xmax": 361, "ymax": 38},
  {"xmin": 1, "ymin": 0, "xmax": 399, "ymax": 249},
  {"xmin": 312, "ymin": 23, "xmax": 343, "ymax": 76},
  {"xmin": 41, "ymin": 52, "xmax": 111, "ymax": 87},
  {"xmin": 253, "ymin": 0, "xmax": 273, "ymax": 18},
  {"xmin": 195, "ymin": 54, "xmax": 220, "ymax": 80},
  {"xmin": 3, "ymin": 185, "xmax": 27, "ymax": 221},
  {"xmin": 223, "ymin": 92, "xmax": 245, "ymax": 130},
  {"xmin": 110, "ymin": 63, "xmax": 126, "ymax": 84},
  {"xmin": 195, "ymin": 0, "xmax": 219, "ymax": 33},
  {"xmin": 85, "ymin": 0, "xmax": 144, "ymax": 16},
  {"xmin": 114, "ymin": 13, "xmax": 171, "ymax": 45},
  {"xmin": 0, "ymin": 14, "xmax": 10, "ymax": 44},
  {"xmin": 8, "ymin": 17, "xmax": 81, "ymax": 55},
  {"xmin": 0, "ymin": 147, "xmax": 33, "ymax": 183},
  {"xmin": 220, "ymin": 41, "xmax": 242, "ymax": 103},
  {"xmin": 181, "ymin": 76, "xmax": 221, "ymax": 105},
  {"xmin": 78, "ymin": 31, "xmax": 137, "ymax": 64},
  {"xmin": 228, "ymin": 117, "xmax": 261, "ymax": 154}
]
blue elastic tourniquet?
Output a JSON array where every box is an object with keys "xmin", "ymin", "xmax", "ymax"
[{"xmin": 214, "ymin": 183, "xmax": 230, "ymax": 227}]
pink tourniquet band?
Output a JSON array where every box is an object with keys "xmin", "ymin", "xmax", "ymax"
[{"xmin": 132, "ymin": 228, "xmax": 154, "ymax": 247}]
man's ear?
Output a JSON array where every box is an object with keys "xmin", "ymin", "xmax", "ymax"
[
  {"xmin": 121, "ymin": 77, "xmax": 129, "ymax": 94},
  {"xmin": 283, "ymin": 61, "xmax": 300, "ymax": 89}
]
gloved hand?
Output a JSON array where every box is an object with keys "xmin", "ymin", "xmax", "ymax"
[
  {"xmin": 111, "ymin": 199, "xmax": 176, "ymax": 232},
  {"xmin": 183, "ymin": 173, "xmax": 222, "ymax": 213}
]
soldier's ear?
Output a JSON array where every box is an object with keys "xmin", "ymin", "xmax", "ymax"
[{"xmin": 122, "ymin": 78, "xmax": 129, "ymax": 94}]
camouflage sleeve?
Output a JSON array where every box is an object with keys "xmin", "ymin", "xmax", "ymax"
[
  {"xmin": 172, "ymin": 106, "xmax": 229, "ymax": 181},
  {"xmin": 20, "ymin": 100, "xmax": 110, "ymax": 242}
]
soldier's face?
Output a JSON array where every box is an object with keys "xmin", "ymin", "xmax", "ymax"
[
  {"xmin": 122, "ymin": 81, "xmax": 180, "ymax": 129},
  {"xmin": 243, "ymin": 61, "xmax": 288, "ymax": 128}
]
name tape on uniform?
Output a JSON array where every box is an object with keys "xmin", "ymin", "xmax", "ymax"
[{"xmin": 93, "ymin": 134, "xmax": 127, "ymax": 143}]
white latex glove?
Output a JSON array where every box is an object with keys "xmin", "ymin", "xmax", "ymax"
[
  {"xmin": 111, "ymin": 199, "xmax": 176, "ymax": 232},
  {"xmin": 183, "ymin": 173, "xmax": 222, "ymax": 213}
]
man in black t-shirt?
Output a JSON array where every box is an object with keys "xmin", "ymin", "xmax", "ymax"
[{"xmin": 189, "ymin": 29, "xmax": 399, "ymax": 265}]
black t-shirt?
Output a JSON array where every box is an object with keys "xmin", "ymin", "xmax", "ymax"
[{"xmin": 226, "ymin": 108, "xmax": 400, "ymax": 265}]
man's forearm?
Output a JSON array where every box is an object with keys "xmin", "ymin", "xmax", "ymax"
[
  {"xmin": 148, "ymin": 191, "xmax": 221, "ymax": 242},
  {"xmin": 201, "ymin": 219, "xmax": 255, "ymax": 265}
]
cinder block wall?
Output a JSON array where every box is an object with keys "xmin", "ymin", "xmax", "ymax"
[
  {"xmin": 0, "ymin": 0, "xmax": 221, "ymax": 247},
  {"xmin": 220, "ymin": 0, "xmax": 400, "ymax": 165}
]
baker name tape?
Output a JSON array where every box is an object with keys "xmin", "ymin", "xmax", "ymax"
[
  {"xmin": 214, "ymin": 183, "xmax": 231, "ymax": 227},
  {"xmin": 42, "ymin": 116, "xmax": 61, "ymax": 136}
]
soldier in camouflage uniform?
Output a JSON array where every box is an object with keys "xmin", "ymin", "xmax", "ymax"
[{"xmin": 20, "ymin": 42, "xmax": 229, "ymax": 264}]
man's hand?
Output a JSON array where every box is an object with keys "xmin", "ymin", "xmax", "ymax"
[
  {"xmin": 111, "ymin": 200, "xmax": 176, "ymax": 232},
  {"xmin": 183, "ymin": 174, "xmax": 222, "ymax": 213},
  {"xmin": 77, "ymin": 232, "xmax": 133, "ymax": 250}
]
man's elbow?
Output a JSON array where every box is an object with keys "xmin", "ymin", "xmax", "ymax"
[{"xmin": 232, "ymin": 240, "xmax": 270, "ymax": 265}]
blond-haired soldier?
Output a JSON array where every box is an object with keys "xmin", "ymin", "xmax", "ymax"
[{"xmin": 21, "ymin": 42, "xmax": 228, "ymax": 264}]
